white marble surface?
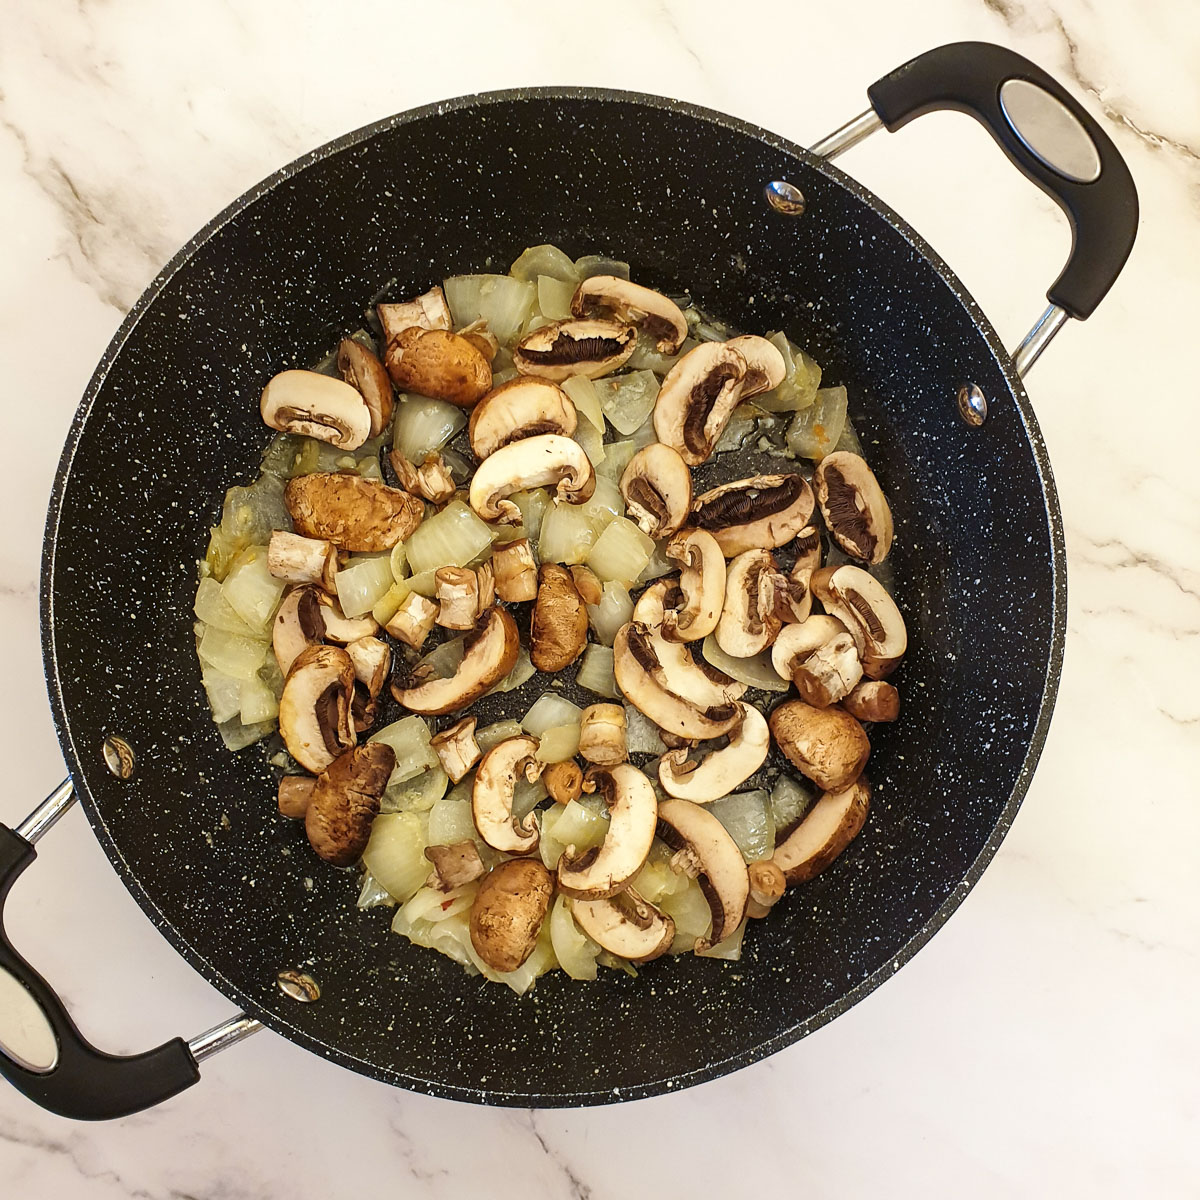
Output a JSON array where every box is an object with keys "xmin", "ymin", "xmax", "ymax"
[{"xmin": 1, "ymin": 0, "xmax": 1197, "ymax": 1195}]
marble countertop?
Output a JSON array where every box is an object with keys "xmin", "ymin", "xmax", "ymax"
[{"xmin": 2, "ymin": 1, "xmax": 1197, "ymax": 1195}]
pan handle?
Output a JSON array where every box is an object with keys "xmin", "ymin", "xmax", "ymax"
[
  {"xmin": 812, "ymin": 41, "xmax": 1138, "ymax": 372},
  {"xmin": 0, "ymin": 781, "xmax": 257, "ymax": 1120}
]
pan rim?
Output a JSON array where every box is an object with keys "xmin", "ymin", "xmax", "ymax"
[{"xmin": 39, "ymin": 86, "xmax": 1066, "ymax": 1106}]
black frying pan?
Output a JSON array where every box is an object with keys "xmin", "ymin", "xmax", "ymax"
[{"xmin": 0, "ymin": 42, "xmax": 1137, "ymax": 1119}]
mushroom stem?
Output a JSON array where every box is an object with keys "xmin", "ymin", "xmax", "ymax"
[
  {"xmin": 746, "ymin": 860, "xmax": 786, "ymax": 918},
  {"xmin": 268, "ymin": 530, "xmax": 338, "ymax": 593}
]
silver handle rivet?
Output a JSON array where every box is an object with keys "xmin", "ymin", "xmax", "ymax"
[
  {"xmin": 276, "ymin": 970, "xmax": 321, "ymax": 1003},
  {"xmin": 957, "ymin": 383, "xmax": 988, "ymax": 427},
  {"xmin": 102, "ymin": 736, "xmax": 136, "ymax": 780},
  {"xmin": 764, "ymin": 180, "xmax": 806, "ymax": 216}
]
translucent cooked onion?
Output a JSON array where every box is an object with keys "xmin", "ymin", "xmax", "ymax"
[
  {"xmin": 404, "ymin": 500, "xmax": 494, "ymax": 575},
  {"xmin": 382, "ymin": 766, "xmax": 449, "ymax": 814},
  {"xmin": 627, "ymin": 331, "xmax": 695, "ymax": 374},
  {"xmin": 701, "ymin": 634, "xmax": 789, "ymax": 690},
  {"xmin": 443, "ymin": 274, "xmax": 536, "ymax": 345},
  {"xmin": 392, "ymin": 393, "xmax": 467, "ymax": 462},
  {"xmin": 194, "ymin": 577, "xmax": 254, "ymax": 636},
  {"xmin": 197, "ymin": 625, "xmax": 269, "ymax": 681},
  {"xmin": 357, "ymin": 871, "xmax": 396, "ymax": 909},
  {"xmin": 363, "ymin": 811, "xmax": 431, "ymax": 903},
  {"xmin": 712, "ymin": 403, "xmax": 763, "ymax": 455},
  {"xmin": 221, "ymin": 545, "xmax": 285, "ymax": 633},
  {"xmin": 390, "ymin": 907, "xmax": 477, "ymax": 973},
  {"xmin": 400, "ymin": 882, "xmax": 478, "ymax": 924},
  {"xmin": 660, "ymin": 879, "xmax": 712, "ymax": 953},
  {"xmin": 371, "ymin": 581, "xmax": 408, "ymax": 625},
  {"xmin": 538, "ymin": 500, "xmax": 606, "ymax": 565},
  {"xmin": 787, "ymin": 385, "xmax": 848, "ymax": 460},
  {"xmin": 489, "ymin": 646, "xmax": 535, "ymax": 694},
  {"xmin": 696, "ymin": 921, "xmax": 746, "ymax": 960},
  {"xmin": 594, "ymin": 370, "xmax": 660, "ymax": 435},
  {"xmin": 624, "ymin": 704, "xmax": 666, "ymax": 754},
  {"xmin": 239, "ymin": 674, "xmax": 279, "ymax": 725},
  {"xmin": 769, "ymin": 773, "xmax": 816, "ymax": 835},
  {"xmin": 550, "ymin": 895, "xmax": 600, "ymax": 981},
  {"xmin": 260, "ymin": 431, "xmax": 321, "ymax": 479},
  {"xmin": 536, "ymin": 274, "xmax": 576, "ymax": 321},
  {"xmin": 596, "ymin": 439, "xmax": 635, "ymax": 483},
  {"xmin": 217, "ymin": 717, "xmax": 277, "ymax": 752},
  {"xmin": 522, "ymin": 694, "xmax": 583, "ymax": 735},
  {"xmin": 586, "ymin": 581, "xmax": 633, "ymax": 646},
  {"xmin": 572, "ymin": 418, "xmax": 606, "ymax": 467},
  {"xmin": 389, "ymin": 541, "xmax": 409, "ymax": 581},
  {"xmin": 369, "ymin": 716, "xmax": 439, "ymax": 785},
  {"xmin": 586, "ymin": 517, "xmax": 654, "ymax": 584},
  {"xmin": 576, "ymin": 643, "xmax": 618, "ymax": 698},
  {"xmin": 335, "ymin": 554, "xmax": 395, "ymax": 618},
  {"xmin": 512, "ymin": 777, "xmax": 548, "ymax": 818},
  {"xmin": 574, "ymin": 254, "xmax": 630, "ymax": 281},
  {"xmin": 536, "ymin": 724, "xmax": 581, "ymax": 763},
  {"xmin": 708, "ymin": 791, "xmax": 775, "ymax": 862},
  {"xmin": 540, "ymin": 797, "xmax": 609, "ymax": 870},
  {"xmin": 476, "ymin": 719, "xmax": 524, "ymax": 752},
  {"xmin": 561, "ymin": 376, "xmax": 605, "ymax": 432},
  {"xmin": 510, "ymin": 244, "xmax": 580, "ymax": 285},
  {"xmin": 633, "ymin": 846, "xmax": 690, "ymax": 904},
  {"xmin": 202, "ymin": 668, "xmax": 243, "ymax": 724},
  {"xmin": 511, "ymin": 488, "xmax": 551, "ymax": 542},
  {"xmin": 416, "ymin": 636, "xmax": 465, "ymax": 681},
  {"xmin": 634, "ymin": 540, "xmax": 675, "ymax": 585},
  {"xmin": 755, "ymin": 332, "xmax": 822, "ymax": 413},
  {"xmin": 427, "ymin": 796, "xmax": 484, "ymax": 848}
]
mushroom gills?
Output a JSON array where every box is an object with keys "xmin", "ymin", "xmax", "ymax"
[{"xmin": 569, "ymin": 889, "xmax": 675, "ymax": 962}]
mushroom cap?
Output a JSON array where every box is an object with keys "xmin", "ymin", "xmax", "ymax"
[
  {"xmin": 468, "ymin": 377, "xmax": 578, "ymax": 459},
  {"xmin": 260, "ymin": 369, "xmax": 372, "ymax": 450},
  {"xmin": 469, "ymin": 858, "xmax": 554, "ymax": 973},
  {"xmin": 771, "ymin": 777, "xmax": 870, "ymax": 884},
  {"xmin": 691, "ymin": 473, "xmax": 816, "ymax": 557},
  {"xmin": 337, "ymin": 338, "xmax": 394, "ymax": 437},
  {"xmin": 810, "ymin": 565, "xmax": 907, "ymax": 679},
  {"xmin": 716, "ymin": 549, "xmax": 784, "ymax": 659},
  {"xmin": 513, "ymin": 318, "xmax": 637, "ymax": 382},
  {"xmin": 814, "ymin": 451, "xmax": 894, "ymax": 565},
  {"xmin": 768, "ymin": 698, "xmax": 870, "ymax": 792},
  {"xmin": 724, "ymin": 335, "xmax": 787, "ymax": 397},
  {"xmin": 655, "ymin": 798, "xmax": 750, "ymax": 947},
  {"xmin": 569, "ymin": 889, "xmax": 675, "ymax": 962},
  {"xmin": 285, "ymin": 473, "xmax": 424, "ymax": 552},
  {"xmin": 658, "ymin": 706, "xmax": 769, "ymax": 802},
  {"xmin": 471, "ymin": 734, "xmax": 542, "ymax": 853},
  {"xmin": 661, "ymin": 528, "xmax": 726, "ymax": 643},
  {"xmin": 304, "ymin": 741, "xmax": 395, "ymax": 867},
  {"xmin": 531, "ymin": 563, "xmax": 588, "ymax": 673},
  {"xmin": 272, "ymin": 585, "xmax": 326, "ymax": 676},
  {"xmin": 556, "ymin": 763, "xmax": 659, "ymax": 899},
  {"xmin": 653, "ymin": 341, "xmax": 748, "ymax": 466},
  {"xmin": 570, "ymin": 276, "xmax": 688, "ymax": 354},
  {"xmin": 391, "ymin": 606, "xmax": 521, "ymax": 715},
  {"xmin": 841, "ymin": 680, "xmax": 901, "ymax": 723},
  {"xmin": 467, "ymin": 434, "xmax": 596, "ymax": 524},
  {"xmin": 384, "ymin": 327, "xmax": 492, "ymax": 408},
  {"xmin": 619, "ymin": 443, "xmax": 693, "ymax": 539},
  {"xmin": 278, "ymin": 644, "xmax": 357, "ymax": 774}
]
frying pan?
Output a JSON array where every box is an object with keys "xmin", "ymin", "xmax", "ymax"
[{"xmin": 0, "ymin": 42, "xmax": 1137, "ymax": 1119}]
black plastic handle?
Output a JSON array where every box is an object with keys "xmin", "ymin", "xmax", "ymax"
[
  {"xmin": 0, "ymin": 823, "xmax": 200, "ymax": 1120},
  {"xmin": 867, "ymin": 41, "xmax": 1138, "ymax": 319}
]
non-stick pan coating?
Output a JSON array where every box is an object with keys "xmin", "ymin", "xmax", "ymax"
[{"xmin": 41, "ymin": 91, "xmax": 1063, "ymax": 1105}]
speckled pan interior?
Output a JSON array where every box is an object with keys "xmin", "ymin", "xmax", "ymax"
[{"xmin": 41, "ymin": 90, "xmax": 1064, "ymax": 1106}]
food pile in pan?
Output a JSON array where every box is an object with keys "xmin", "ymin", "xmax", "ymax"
[{"xmin": 193, "ymin": 245, "xmax": 906, "ymax": 991}]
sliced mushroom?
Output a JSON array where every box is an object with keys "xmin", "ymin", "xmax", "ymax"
[
  {"xmin": 285, "ymin": 473, "xmax": 424, "ymax": 551},
  {"xmin": 384, "ymin": 327, "xmax": 492, "ymax": 408},
  {"xmin": 724, "ymin": 335, "xmax": 787, "ymax": 397},
  {"xmin": 377, "ymin": 286, "xmax": 452, "ymax": 338},
  {"xmin": 430, "ymin": 716, "xmax": 482, "ymax": 783},
  {"xmin": 691, "ymin": 473, "xmax": 815, "ymax": 557},
  {"xmin": 655, "ymin": 798, "xmax": 749, "ymax": 949},
  {"xmin": 569, "ymin": 564, "xmax": 603, "ymax": 606},
  {"xmin": 771, "ymin": 615, "xmax": 862, "ymax": 707},
  {"xmin": 661, "ymin": 528, "xmax": 725, "ymax": 643},
  {"xmin": 345, "ymin": 635, "xmax": 391, "ymax": 732},
  {"xmin": 570, "ymin": 890, "xmax": 675, "ymax": 962},
  {"xmin": 653, "ymin": 341, "xmax": 748, "ymax": 466},
  {"xmin": 493, "ymin": 538, "xmax": 538, "ymax": 602},
  {"xmin": 272, "ymin": 585, "xmax": 326, "ymax": 676},
  {"xmin": 570, "ymin": 276, "xmax": 688, "ymax": 354},
  {"xmin": 457, "ymin": 318, "xmax": 500, "ymax": 363},
  {"xmin": 305, "ymin": 742, "xmax": 395, "ymax": 867},
  {"xmin": 435, "ymin": 567, "xmax": 481, "ymax": 630},
  {"xmin": 777, "ymin": 526, "xmax": 822, "ymax": 623},
  {"xmin": 391, "ymin": 606, "xmax": 520, "ymax": 714},
  {"xmin": 277, "ymin": 775, "xmax": 316, "ymax": 820},
  {"xmin": 267, "ymin": 530, "xmax": 338, "ymax": 594},
  {"xmin": 716, "ymin": 549, "xmax": 784, "ymax": 658},
  {"xmin": 337, "ymin": 338, "xmax": 394, "ymax": 437},
  {"xmin": 513, "ymin": 318, "xmax": 636, "ymax": 382},
  {"xmin": 542, "ymin": 759, "xmax": 583, "ymax": 805},
  {"xmin": 424, "ymin": 840, "xmax": 486, "ymax": 892},
  {"xmin": 811, "ymin": 565, "xmax": 907, "ymax": 678},
  {"xmin": 841, "ymin": 680, "xmax": 900, "ymax": 723},
  {"xmin": 619, "ymin": 444, "xmax": 693, "ymax": 539},
  {"xmin": 768, "ymin": 699, "xmax": 869, "ymax": 792},
  {"xmin": 531, "ymin": 563, "xmax": 589, "ymax": 672},
  {"xmin": 612, "ymin": 621, "xmax": 742, "ymax": 740},
  {"xmin": 468, "ymin": 378, "xmax": 578, "ymax": 459},
  {"xmin": 745, "ymin": 860, "xmax": 786, "ymax": 919},
  {"xmin": 384, "ymin": 591, "xmax": 438, "ymax": 649},
  {"xmin": 771, "ymin": 777, "xmax": 870, "ymax": 884},
  {"xmin": 316, "ymin": 592, "xmax": 380, "ymax": 642},
  {"xmin": 814, "ymin": 451, "xmax": 894, "ymax": 564},
  {"xmin": 471, "ymin": 735, "xmax": 543, "ymax": 853},
  {"xmin": 260, "ymin": 370, "xmax": 371, "ymax": 450},
  {"xmin": 578, "ymin": 703, "xmax": 627, "ymax": 766},
  {"xmin": 468, "ymin": 434, "xmax": 596, "ymax": 524},
  {"xmin": 475, "ymin": 561, "xmax": 496, "ymax": 613},
  {"xmin": 278, "ymin": 644, "xmax": 357, "ymax": 774},
  {"xmin": 657, "ymin": 706, "xmax": 769, "ymax": 802},
  {"xmin": 389, "ymin": 451, "xmax": 456, "ymax": 504},
  {"xmin": 557, "ymin": 763, "xmax": 658, "ymax": 899},
  {"xmin": 469, "ymin": 858, "xmax": 553, "ymax": 973}
]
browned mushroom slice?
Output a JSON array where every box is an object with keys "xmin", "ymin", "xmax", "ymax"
[
  {"xmin": 468, "ymin": 377, "xmax": 578, "ymax": 459},
  {"xmin": 345, "ymin": 635, "xmax": 391, "ymax": 733},
  {"xmin": 841, "ymin": 680, "xmax": 900, "ymax": 723},
  {"xmin": 724, "ymin": 335, "xmax": 787, "ymax": 397},
  {"xmin": 278, "ymin": 644, "xmax": 357, "ymax": 774},
  {"xmin": 337, "ymin": 338, "xmax": 394, "ymax": 437},
  {"xmin": 284, "ymin": 473, "xmax": 424, "ymax": 551},
  {"xmin": 424, "ymin": 840, "xmax": 486, "ymax": 891},
  {"xmin": 315, "ymin": 592, "xmax": 380, "ymax": 643},
  {"xmin": 260, "ymin": 370, "xmax": 371, "ymax": 450},
  {"xmin": 304, "ymin": 742, "xmax": 395, "ymax": 867},
  {"xmin": 661, "ymin": 528, "xmax": 725, "ymax": 643},
  {"xmin": 470, "ymin": 859, "xmax": 553, "ymax": 973},
  {"xmin": 570, "ymin": 276, "xmax": 688, "ymax": 354},
  {"xmin": 435, "ymin": 567, "xmax": 482, "ymax": 630},
  {"xmin": 771, "ymin": 777, "xmax": 870, "ymax": 884},
  {"xmin": 771, "ymin": 615, "xmax": 862, "ymax": 708},
  {"xmin": 468, "ymin": 434, "xmax": 595, "ymax": 523},
  {"xmin": 531, "ymin": 563, "xmax": 588, "ymax": 672},
  {"xmin": 653, "ymin": 341, "xmax": 748, "ymax": 466},
  {"xmin": 569, "ymin": 889, "xmax": 675, "ymax": 962},
  {"xmin": 272, "ymin": 585, "xmax": 326, "ymax": 676},
  {"xmin": 513, "ymin": 318, "xmax": 636, "ymax": 382},
  {"xmin": 384, "ymin": 327, "xmax": 492, "ymax": 408},
  {"xmin": 715, "ymin": 549, "xmax": 786, "ymax": 658},
  {"xmin": 657, "ymin": 706, "xmax": 769, "ymax": 802},
  {"xmin": 389, "ymin": 451, "xmax": 456, "ymax": 504},
  {"xmin": 691, "ymin": 473, "xmax": 815, "ymax": 557},
  {"xmin": 430, "ymin": 716, "xmax": 482, "ymax": 783},
  {"xmin": 493, "ymin": 538, "xmax": 538, "ymax": 602},
  {"xmin": 619, "ymin": 443, "xmax": 693, "ymax": 539},
  {"xmin": 471, "ymin": 735, "xmax": 542, "ymax": 854},
  {"xmin": 277, "ymin": 775, "xmax": 316, "ymax": 820},
  {"xmin": 768, "ymin": 698, "xmax": 869, "ymax": 792},
  {"xmin": 777, "ymin": 526, "xmax": 822, "ymax": 623},
  {"xmin": 569, "ymin": 564, "xmax": 604, "ymax": 606},
  {"xmin": 814, "ymin": 452, "xmax": 894, "ymax": 565},
  {"xmin": 810, "ymin": 565, "xmax": 907, "ymax": 679}
]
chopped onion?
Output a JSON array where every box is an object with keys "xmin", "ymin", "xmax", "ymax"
[
  {"xmin": 401, "ymin": 569, "xmax": 440, "ymax": 597},
  {"xmin": 221, "ymin": 545, "xmax": 285, "ymax": 633},
  {"xmin": 214, "ymin": 474, "xmax": 291, "ymax": 573},
  {"xmin": 630, "ymin": 412, "xmax": 658, "ymax": 450},
  {"xmin": 769, "ymin": 773, "xmax": 816, "ymax": 836},
  {"xmin": 371, "ymin": 582, "xmax": 407, "ymax": 625},
  {"xmin": 362, "ymin": 811, "xmax": 431, "ymax": 903},
  {"xmin": 389, "ymin": 541, "xmax": 409, "ymax": 581},
  {"xmin": 369, "ymin": 716, "xmax": 438, "ymax": 785},
  {"xmin": 701, "ymin": 634, "xmax": 789, "ymax": 690},
  {"xmin": 416, "ymin": 636, "xmax": 465, "ymax": 681},
  {"xmin": 550, "ymin": 895, "xmax": 600, "ymax": 981},
  {"xmin": 594, "ymin": 370, "xmax": 660, "ymax": 435},
  {"xmin": 576, "ymin": 643, "xmax": 618, "ymax": 698},
  {"xmin": 392, "ymin": 393, "xmax": 467, "ymax": 462},
  {"xmin": 633, "ymin": 848, "xmax": 691, "ymax": 904},
  {"xmin": 476, "ymin": 719, "xmax": 524, "ymax": 752},
  {"xmin": 510, "ymin": 244, "xmax": 580, "ymax": 284},
  {"xmin": 522, "ymin": 694, "xmax": 583, "ymax": 735},
  {"xmin": 427, "ymin": 796, "xmax": 484, "ymax": 848},
  {"xmin": 202, "ymin": 668, "xmax": 243, "ymax": 723},
  {"xmin": 572, "ymin": 418, "xmax": 606, "ymax": 467},
  {"xmin": 383, "ymin": 766, "xmax": 449, "ymax": 814},
  {"xmin": 335, "ymin": 554, "xmax": 395, "ymax": 618},
  {"xmin": 513, "ymin": 777, "xmax": 548, "ymax": 817},
  {"xmin": 756, "ymin": 332, "xmax": 822, "ymax": 412},
  {"xmin": 586, "ymin": 517, "xmax": 654, "ymax": 584},
  {"xmin": 390, "ymin": 906, "xmax": 476, "ymax": 973},
  {"xmin": 713, "ymin": 403, "xmax": 763, "ymax": 455},
  {"xmin": 596, "ymin": 439, "xmax": 635, "ymax": 483},
  {"xmin": 404, "ymin": 500, "xmax": 494, "ymax": 575},
  {"xmin": 586, "ymin": 581, "xmax": 633, "ymax": 646},
  {"xmin": 696, "ymin": 921, "xmax": 746, "ymax": 960},
  {"xmin": 357, "ymin": 871, "xmax": 396, "ymax": 909},
  {"xmin": 538, "ymin": 499, "xmax": 606, "ymax": 565},
  {"xmin": 708, "ymin": 791, "xmax": 775, "ymax": 862},
  {"xmin": 443, "ymin": 274, "xmax": 536, "ymax": 345},
  {"xmin": 511, "ymin": 489, "xmax": 551, "ymax": 542},
  {"xmin": 260, "ymin": 431, "xmax": 321, "ymax": 479},
  {"xmin": 197, "ymin": 625, "xmax": 269, "ymax": 680},
  {"xmin": 488, "ymin": 646, "xmax": 535, "ymax": 693},
  {"xmin": 400, "ymin": 883, "xmax": 478, "ymax": 924},
  {"xmin": 356, "ymin": 456, "xmax": 383, "ymax": 481},
  {"xmin": 239, "ymin": 674, "xmax": 279, "ymax": 725},
  {"xmin": 540, "ymin": 797, "xmax": 609, "ymax": 870},
  {"xmin": 491, "ymin": 367, "xmax": 520, "ymax": 387},
  {"xmin": 561, "ymin": 376, "xmax": 605, "ymax": 432},
  {"xmin": 217, "ymin": 717, "xmax": 276, "ymax": 752},
  {"xmin": 574, "ymin": 254, "xmax": 630, "ymax": 280},
  {"xmin": 536, "ymin": 724, "xmax": 581, "ymax": 763},
  {"xmin": 194, "ymin": 577, "xmax": 254, "ymax": 636},
  {"xmin": 787, "ymin": 385, "xmax": 848, "ymax": 460},
  {"xmin": 624, "ymin": 705, "xmax": 667, "ymax": 754},
  {"xmin": 660, "ymin": 879, "xmax": 712, "ymax": 953},
  {"xmin": 635, "ymin": 540, "xmax": 675, "ymax": 585},
  {"xmin": 536, "ymin": 274, "xmax": 576, "ymax": 320},
  {"xmin": 833, "ymin": 416, "xmax": 865, "ymax": 456}
]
